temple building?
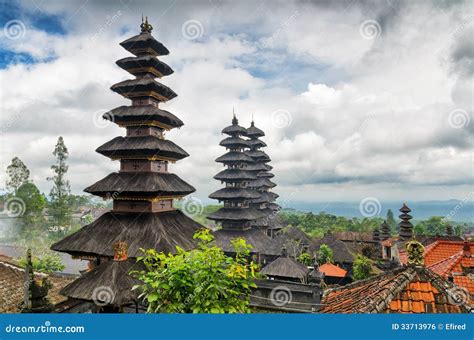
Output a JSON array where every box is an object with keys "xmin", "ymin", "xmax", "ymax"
[
  {"xmin": 244, "ymin": 120, "xmax": 281, "ymax": 235},
  {"xmin": 51, "ymin": 18, "xmax": 202, "ymax": 312},
  {"xmin": 208, "ymin": 115, "xmax": 279, "ymax": 262}
]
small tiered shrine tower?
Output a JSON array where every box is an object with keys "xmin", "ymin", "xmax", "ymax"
[
  {"xmin": 244, "ymin": 120, "xmax": 280, "ymax": 231},
  {"xmin": 398, "ymin": 203, "xmax": 414, "ymax": 241},
  {"xmin": 52, "ymin": 18, "xmax": 202, "ymax": 311},
  {"xmin": 208, "ymin": 115, "xmax": 279, "ymax": 262}
]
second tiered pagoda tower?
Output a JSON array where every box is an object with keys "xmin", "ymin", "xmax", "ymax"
[
  {"xmin": 208, "ymin": 115, "xmax": 279, "ymax": 262},
  {"xmin": 52, "ymin": 19, "xmax": 202, "ymax": 311}
]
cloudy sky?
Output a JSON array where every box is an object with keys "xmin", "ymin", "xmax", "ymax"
[{"xmin": 0, "ymin": 0, "xmax": 472, "ymax": 207}]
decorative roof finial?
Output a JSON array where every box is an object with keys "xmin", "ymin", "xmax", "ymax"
[
  {"xmin": 232, "ymin": 108, "xmax": 238, "ymax": 125},
  {"xmin": 405, "ymin": 240, "xmax": 425, "ymax": 266},
  {"xmin": 251, "ymin": 113, "xmax": 255, "ymax": 126},
  {"xmin": 140, "ymin": 15, "xmax": 153, "ymax": 34}
]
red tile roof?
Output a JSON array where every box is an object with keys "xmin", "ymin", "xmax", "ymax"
[
  {"xmin": 321, "ymin": 266, "xmax": 472, "ymax": 313},
  {"xmin": 453, "ymin": 275, "xmax": 474, "ymax": 295},
  {"xmin": 319, "ymin": 263, "xmax": 347, "ymax": 278}
]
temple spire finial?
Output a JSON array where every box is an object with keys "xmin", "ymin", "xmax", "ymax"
[
  {"xmin": 140, "ymin": 15, "xmax": 153, "ymax": 34},
  {"xmin": 232, "ymin": 108, "xmax": 238, "ymax": 125}
]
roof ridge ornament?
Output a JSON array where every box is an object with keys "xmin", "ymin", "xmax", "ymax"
[
  {"xmin": 140, "ymin": 15, "xmax": 153, "ymax": 34},
  {"xmin": 405, "ymin": 240, "xmax": 425, "ymax": 266}
]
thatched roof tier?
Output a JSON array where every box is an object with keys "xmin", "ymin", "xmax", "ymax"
[
  {"xmin": 309, "ymin": 234, "xmax": 355, "ymax": 264},
  {"xmin": 103, "ymin": 105, "xmax": 183, "ymax": 129},
  {"xmin": 84, "ymin": 172, "xmax": 195, "ymax": 197},
  {"xmin": 60, "ymin": 259, "xmax": 143, "ymax": 306},
  {"xmin": 249, "ymin": 178, "xmax": 276, "ymax": 188},
  {"xmin": 215, "ymin": 151, "xmax": 254, "ymax": 164},
  {"xmin": 261, "ymin": 257, "xmax": 308, "ymax": 280},
  {"xmin": 245, "ymin": 122, "xmax": 265, "ymax": 137},
  {"xmin": 221, "ymin": 115, "xmax": 246, "ymax": 135},
  {"xmin": 96, "ymin": 136, "xmax": 188, "ymax": 160},
  {"xmin": 209, "ymin": 187, "xmax": 261, "ymax": 200},
  {"xmin": 51, "ymin": 210, "xmax": 201, "ymax": 257},
  {"xmin": 247, "ymin": 139, "xmax": 266, "ymax": 148},
  {"xmin": 213, "ymin": 228, "xmax": 280, "ymax": 255},
  {"xmin": 111, "ymin": 77, "xmax": 177, "ymax": 102},
  {"xmin": 116, "ymin": 55, "xmax": 173, "ymax": 78},
  {"xmin": 252, "ymin": 191, "xmax": 279, "ymax": 203},
  {"xmin": 246, "ymin": 163, "xmax": 272, "ymax": 171},
  {"xmin": 214, "ymin": 169, "xmax": 257, "ymax": 181},
  {"xmin": 219, "ymin": 136, "xmax": 250, "ymax": 149},
  {"xmin": 120, "ymin": 32, "xmax": 169, "ymax": 56},
  {"xmin": 208, "ymin": 207, "xmax": 266, "ymax": 221},
  {"xmin": 257, "ymin": 171, "xmax": 274, "ymax": 178},
  {"xmin": 267, "ymin": 203, "xmax": 281, "ymax": 211},
  {"xmin": 245, "ymin": 150, "xmax": 270, "ymax": 161}
]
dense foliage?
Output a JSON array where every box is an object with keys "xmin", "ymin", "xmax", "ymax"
[
  {"xmin": 352, "ymin": 254, "xmax": 373, "ymax": 281},
  {"xmin": 316, "ymin": 244, "xmax": 333, "ymax": 265},
  {"xmin": 133, "ymin": 229, "xmax": 258, "ymax": 313}
]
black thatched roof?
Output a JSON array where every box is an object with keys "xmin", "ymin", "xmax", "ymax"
[
  {"xmin": 96, "ymin": 136, "xmax": 189, "ymax": 160},
  {"xmin": 60, "ymin": 259, "xmax": 143, "ymax": 306},
  {"xmin": 266, "ymin": 202, "xmax": 281, "ymax": 211},
  {"xmin": 116, "ymin": 55, "xmax": 173, "ymax": 77},
  {"xmin": 257, "ymin": 171, "xmax": 274, "ymax": 178},
  {"xmin": 246, "ymin": 163, "xmax": 272, "ymax": 171},
  {"xmin": 247, "ymin": 139, "xmax": 267, "ymax": 148},
  {"xmin": 219, "ymin": 136, "xmax": 250, "ymax": 149},
  {"xmin": 209, "ymin": 187, "xmax": 262, "ymax": 200},
  {"xmin": 51, "ymin": 210, "xmax": 201, "ymax": 257},
  {"xmin": 252, "ymin": 191, "xmax": 279, "ymax": 204},
  {"xmin": 85, "ymin": 172, "xmax": 195, "ymax": 197},
  {"xmin": 214, "ymin": 169, "xmax": 257, "ymax": 181},
  {"xmin": 246, "ymin": 122, "xmax": 265, "ymax": 137},
  {"xmin": 212, "ymin": 228, "xmax": 280, "ymax": 255},
  {"xmin": 120, "ymin": 33, "xmax": 169, "ymax": 56},
  {"xmin": 111, "ymin": 77, "xmax": 177, "ymax": 102},
  {"xmin": 309, "ymin": 234, "xmax": 355, "ymax": 264},
  {"xmin": 249, "ymin": 178, "xmax": 276, "ymax": 188},
  {"xmin": 275, "ymin": 226, "xmax": 311, "ymax": 245},
  {"xmin": 208, "ymin": 207, "xmax": 267, "ymax": 221},
  {"xmin": 215, "ymin": 151, "xmax": 254, "ymax": 164},
  {"xmin": 245, "ymin": 150, "xmax": 270, "ymax": 161},
  {"xmin": 103, "ymin": 105, "xmax": 183, "ymax": 129},
  {"xmin": 260, "ymin": 256, "xmax": 308, "ymax": 280}
]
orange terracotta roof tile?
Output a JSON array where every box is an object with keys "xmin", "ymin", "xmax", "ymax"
[
  {"xmin": 319, "ymin": 263, "xmax": 347, "ymax": 278},
  {"xmin": 321, "ymin": 266, "xmax": 472, "ymax": 314},
  {"xmin": 453, "ymin": 275, "xmax": 474, "ymax": 294}
]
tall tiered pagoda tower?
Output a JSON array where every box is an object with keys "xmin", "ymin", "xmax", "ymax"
[
  {"xmin": 52, "ymin": 19, "xmax": 202, "ymax": 311},
  {"xmin": 244, "ymin": 120, "xmax": 280, "ymax": 221},
  {"xmin": 398, "ymin": 203, "xmax": 414, "ymax": 241},
  {"xmin": 208, "ymin": 115, "xmax": 279, "ymax": 262}
]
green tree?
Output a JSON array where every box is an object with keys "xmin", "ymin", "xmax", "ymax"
[
  {"xmin": 297, "ymin": 252, "xmax": 313, "ymax": 266},
  {"xmin": 386, "ymin": 209, "xmax": 396, "ymax": 232},
  {"xmin": 16, "ymin": 182, "xmax": 47, "ymax": 233},
  {"xmin": 415, "ymin": 216, "xmax": 448, "ymax": 236},
  {"xmin": 47, "ymin": 136, "xmax": 72, "ymax": 227},
  {"xmin": 353, "ymin": 254, "xmax": 372, "ymax": 281},
  {"xmin": 316, "ymin": 244, "xmax": 333, "ymax": 265},
  {"xmin": 16, "ymin": 238, "xmax": 65, "ymax": 273},
  {"xmin": 6, "ymin": 157, "xmax": 30, "ymax": 194},
  {"xmin": 133, "ymin": 229, "xmax": 258, "ymax": 313}
]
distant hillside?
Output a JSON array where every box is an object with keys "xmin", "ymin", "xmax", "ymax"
[{"xmin": 283, "ymin": 200, "xmax": 473, "ymax": 224}]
